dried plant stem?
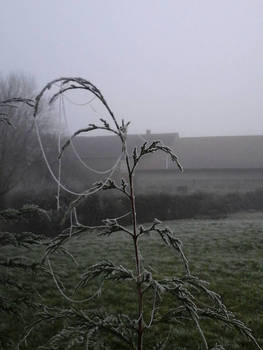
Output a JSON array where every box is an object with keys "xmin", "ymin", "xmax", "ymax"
[{"xmin": 127, "ymin": 155, "xmax": 144, "ymax": 350}]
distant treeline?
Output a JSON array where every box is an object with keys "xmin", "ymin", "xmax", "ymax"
[{"xmin": 2, "ymin": 189, "xmax": 263, "ymax": 236}]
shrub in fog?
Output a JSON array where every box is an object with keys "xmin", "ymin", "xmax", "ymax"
[{"xmin": 17, "ymin": 77, "xmax": 262, "ymax": 350}]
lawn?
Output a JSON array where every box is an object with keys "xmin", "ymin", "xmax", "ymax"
[{"xmin": 1, "ymin": 212, "xmax": 263, "ymax": 349}]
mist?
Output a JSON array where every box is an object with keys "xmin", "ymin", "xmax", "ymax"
[{"xmin": 1, "ymin": 1, "xmax": 263, "ymax": 137}]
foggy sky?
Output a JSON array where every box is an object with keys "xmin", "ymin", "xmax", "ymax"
[{"xmin": 1, "ymin": 1, "xmax": 263, "ymax": 137}]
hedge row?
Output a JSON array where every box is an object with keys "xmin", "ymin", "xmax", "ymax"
[{"xmin": 1, "ymin": 189, "xmax": 263, "ymax": 236}]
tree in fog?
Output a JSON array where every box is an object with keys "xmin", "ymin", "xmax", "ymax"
[{"xmin": 0, "ymin": 73, "xmax": 57, "ymax": 205}]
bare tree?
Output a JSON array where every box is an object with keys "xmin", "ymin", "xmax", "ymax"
[{"xmin": 0, "ymin": 73, "xmax": 56, "ymax": 206}]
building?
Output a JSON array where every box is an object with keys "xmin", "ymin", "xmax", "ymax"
[{"xmin": 69, "ymin": 132, "xmax": 263, "ymax": 195}]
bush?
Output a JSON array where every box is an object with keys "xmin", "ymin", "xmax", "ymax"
[{"xmin": 3, "ymin": 189, "xmax": 263, "ymax": 234}]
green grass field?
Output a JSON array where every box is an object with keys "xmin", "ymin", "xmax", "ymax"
[{"xmin": 1, "ymin": 212, "xmax": 263, "ymax": 349}]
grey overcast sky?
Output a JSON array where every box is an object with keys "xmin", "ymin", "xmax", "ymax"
[{"xmin": 1, "ymin": 1, "xmax": 263, "ymax": 137}]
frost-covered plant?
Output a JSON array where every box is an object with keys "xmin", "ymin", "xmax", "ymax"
[
  {"xmin": 16, "ymin": 77, "xmax": 263, "ymax": 350},
  {"xmin": 0, "ymin": 205, "xmax": 50, "ymax": 350},
  {"xmin": 0, "ymin": 97, "xmax": 34, "ymax": 126}
]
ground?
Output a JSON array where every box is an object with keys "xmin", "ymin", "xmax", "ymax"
[{"xmin": 1, "ymin": 212, "xmax": 263, "ymax": 349}]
